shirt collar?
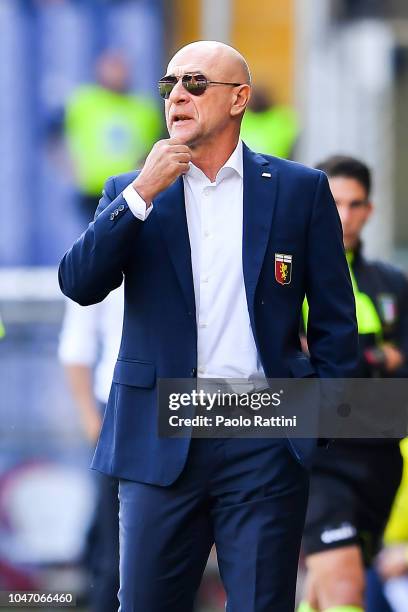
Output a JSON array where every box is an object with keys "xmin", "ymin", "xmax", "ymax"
[
  {"xmin": 222, "ymin": 139, "xmax": 243, "ymax": 178},
  {"xmin": 186, "ymin": 139, "xmax": 243, "ymax": 183}
]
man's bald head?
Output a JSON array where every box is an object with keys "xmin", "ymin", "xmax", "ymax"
[
  {"xmin": 164, "ymin": 40, "xmax": 251, "ymax": 161},
  {"xmin": 167, "ymin": 41, "xmax": 251, "ymax": 86}
]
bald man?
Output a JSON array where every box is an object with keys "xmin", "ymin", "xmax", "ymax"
[{"xmin": 59, "ymin": 41, "xmax": 358, "ymax": 611}]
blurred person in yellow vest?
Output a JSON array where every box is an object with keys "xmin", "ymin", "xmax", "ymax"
[
  {"xmin": 382, "ymin": 438, "xmax": 408, "ymax": 550},
  {"xmin": 363, "ymin": 438, "xmax": 408, "ymax": 611},
  {"xmin": 65, "ymin": 50, "xmax": 162, "ymax": 223},
  {"xmin": 240, "ymin": 85, "xmax": 299, "ymax": 159}
]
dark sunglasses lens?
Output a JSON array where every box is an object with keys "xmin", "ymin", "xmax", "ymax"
[
  {"xmin": 183, "ymin": 74, "xmax": 207, "ymax": 96},
  {"xmin": 158, "ymin": 79, "xmax": 176, "ymax": 99},
  {"xmin": 158, "ymin": 74, "xmax": 208, "ymax": 98}
]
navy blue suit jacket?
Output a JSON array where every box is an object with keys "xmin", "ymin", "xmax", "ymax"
[{"xmin": 59, "ymin": 144, "xmax": 358, "ymax": 484}]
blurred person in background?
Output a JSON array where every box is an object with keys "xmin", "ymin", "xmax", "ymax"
[
  {"xmin": 58, "ymin": 288, "xmax": 123, "ymax": 612},
  {"xmin": 59, "ymin": 39, "xmax": 357, "ymax": 611},
  {"xmin": 299, "ymin": 155, "xmax": 408, "ymax": 612},
  {"xmin": 240, "ymin": 85, "xmax": 299, "ymax": 159},
  {"xmin": 364, "ymin": 437, "xmax": 408, "ymax": 612},
  {"xmin": 65, "ymin": 50, "xmax": 162, "ymax": 224}
]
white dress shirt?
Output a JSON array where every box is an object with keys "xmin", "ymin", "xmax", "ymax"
[{"xmin": 123, "ymin": 140, "xmax": 265, "ymax": 383}]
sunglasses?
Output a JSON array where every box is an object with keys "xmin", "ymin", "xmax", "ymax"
[{"xmin": 158, "ymin": 73, "xmax": 243, "ymax": 99}]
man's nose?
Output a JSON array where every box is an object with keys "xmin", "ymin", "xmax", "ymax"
[{"xmin": 168, "ymin": 78, "xmax": 188, "ymax": 103}]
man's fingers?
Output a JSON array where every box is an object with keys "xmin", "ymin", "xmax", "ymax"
[
  {"xmin": 178, "ymin": 163, "xmax": 190, "ymax": 174},
  {"xmin": 173, "ymin": 152, "xmax": 192, "ymax": 164},
  {"xmin": 167, "ymin": 137, "xmax": 186, "ymax": 145},
  {"xmin": 151, "ymin": 139, "xmax": 192, "ymax": 159},
  {"xmin": 163, "ymin": 139, "xmax": 191, "ymax": 153},
  {"xmin": 168, "ymin": 145, "xmax": 192, "ymax": 155},
  {"xmin": 170, "ymin": 161, "xmax": 190, "ymax": 174}
]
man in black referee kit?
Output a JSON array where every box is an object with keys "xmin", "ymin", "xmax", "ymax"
[{"xmin": 299, "ymin": 155, "xmax": 408, "ymax": 612}]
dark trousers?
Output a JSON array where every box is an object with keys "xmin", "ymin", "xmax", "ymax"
[
  {"xmin": 118, "ymin": 437, "xmax": 309, "ymax": 612},
  {"xmin": 89, "ymin": 472, "xmax": 120, "ymax": 612}
]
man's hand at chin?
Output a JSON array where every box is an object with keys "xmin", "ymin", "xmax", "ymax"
[{"xmin": 131, "ymin": 138, "xmax": 192, "ymax": 207}]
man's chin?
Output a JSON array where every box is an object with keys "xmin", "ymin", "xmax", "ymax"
[
  {"xmin": 343, "ymin": 237, "xmax": 358, "ymax": 251},
  {"xmin": 169, "ymin": 124, "xmax": 198, "ymax": 145}
]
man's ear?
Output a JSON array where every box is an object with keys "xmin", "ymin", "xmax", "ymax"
[{"xmin": 230, "ymin": 85, "xmax": 251, "ymax": 118}]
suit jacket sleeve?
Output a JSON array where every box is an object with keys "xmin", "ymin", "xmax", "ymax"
[
  {"xmin": 305, "ymin": 172, "xmax": 358, "ymax": 378},
  {"xmin": 58, "ymin": 176, "xmax": 142, "ymax": 305}
]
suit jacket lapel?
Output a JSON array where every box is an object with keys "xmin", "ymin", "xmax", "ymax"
[
  {"xmin": 155, "ymin": 177, "xmax": 196, "ymax": 317},
  {"xmin": 242, "ymin": 144, "xmax": 279, "ymax": 318}
]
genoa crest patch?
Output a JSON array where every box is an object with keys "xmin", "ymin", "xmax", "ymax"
[{"xmin": 275, "ymin": 253, "xmax": 292, "ymax": 285}]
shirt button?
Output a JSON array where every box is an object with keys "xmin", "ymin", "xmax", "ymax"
[
  {"xmin": 203, "ymin": 189, "xmax": 210, "ymax": 197},
  {"xmin": 201, "ymin": 277, "xmax": 209, "ymax": 283},
  {"xmin": 199, "ymin": 323, "xmax": 207, "ymax": 328},
  {"xmin": 204, "ymin": 231, "xmax": 210, "ymax": 238},
  {"xmin": 198, "ymin": 366, "xmax": 205, "ymax": 375}
]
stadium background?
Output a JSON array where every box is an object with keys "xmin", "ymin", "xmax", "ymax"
[{"xmin": 1, "ymin": 0, "xmax": 408, "ymax": 610}]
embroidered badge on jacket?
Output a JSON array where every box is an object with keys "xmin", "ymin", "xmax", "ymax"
[{"xmin": 275, "ymin": 253, "xmax": 292, "ymax": 285}]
